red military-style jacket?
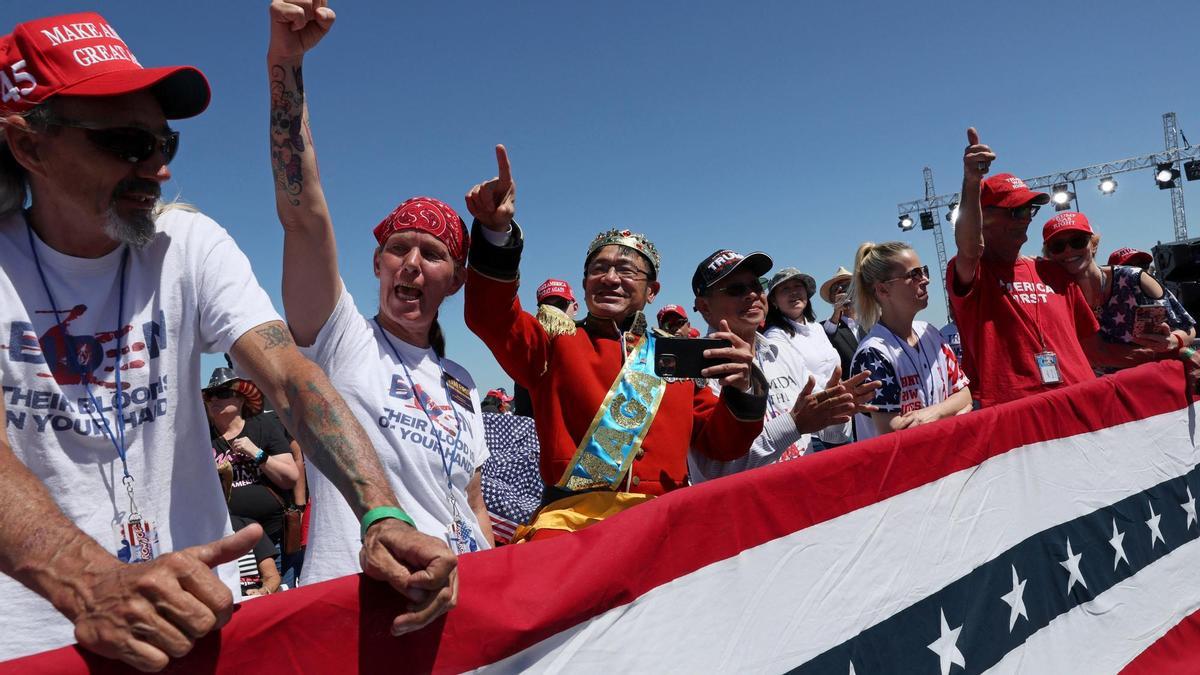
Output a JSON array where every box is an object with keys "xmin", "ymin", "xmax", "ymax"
[{"xmin": 465, "ymin": 223, "xmax": 765, "ymax": 497}]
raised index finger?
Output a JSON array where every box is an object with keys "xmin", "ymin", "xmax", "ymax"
[
  {"xmin": 966, "ymin": 127, "xmax": 980, "ymax": 146},
  {"xmin": 495, "ymin": 144, "xmax": 512, "ymax": 184}
]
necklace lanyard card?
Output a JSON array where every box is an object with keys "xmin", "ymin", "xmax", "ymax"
[
  {"xmin": 1035, "ymin": 351, "xmax": 1061, "ymax": 385},
  {"xmin": 445, "ymin": 507, "xmax": 479, "ymax": 554},
  {"xmin": 115, "ymin": 515, "xmax": 159, "ymax": 563}
]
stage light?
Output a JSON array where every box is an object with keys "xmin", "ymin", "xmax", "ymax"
[
  {"xmin": 1097, "ymin": 176, "xmax": 1118, "ymax": 194},
  {"xmin": 1156, "ymin": 162, "xmax": 1180, "ymax": 189},
  {"xmin": 898, "ymin": 214, "xmax": 915, "ymax": 231},
  {"xmin": 1051, "ymin": 183, "xmax": 1075, "ymax": 211},
  {"xmin": 946, "ymin": 202, "xmax": 960, "ymax": 224},
  {"xmin": 919, "ymin": 211, "xmax": 936, "ymax": 231},
  {"xmin": 1185, "ymin": 160, "xmax": 1200, "ymax": 182}
]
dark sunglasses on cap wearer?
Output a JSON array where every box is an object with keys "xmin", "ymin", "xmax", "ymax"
[
  {"xmin": 204, "ymin": 388, "xmax": 240, "ymax": 401},
  {"xmin": 713, "ymin": 279, "xmax": 765, "ymax": 297},
  {"xmin": 986, "ymin": 203, "xmax": 1041, "ymax": 221},
  {"xmin": 883, "ymin": 265, "xmax": 930, "ymax": 284},
  {"xmin": 44, "ymin": 117, "xmax": 180, "ymax": 165},
  {"xmin": 1047, "ymin": 233, "xmax": 1092, "ymax": 255}
]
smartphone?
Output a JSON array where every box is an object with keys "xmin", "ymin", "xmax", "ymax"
[
  {"xmin": 1132, "ymin": 304, "xmax": 1168, "ymax": 339},
  {"xmin": 654, "ymin": 337, "xmax": 732, "ymax": 379}
]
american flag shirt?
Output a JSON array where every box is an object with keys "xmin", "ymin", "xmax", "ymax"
[
  {"xmin": 480, "ymin": 413, "xmax": 544, "ymax": 544},
  {"xmin": 850, "ymin": 320, "xmax": 968, "ymax": 441}
]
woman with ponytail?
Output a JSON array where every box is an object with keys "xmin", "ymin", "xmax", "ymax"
[
  {"xmin": 848, "ymin": 242, "xmax": 972, "ymax": 440},
  {"xmin": 266, "ymin": 4, "xmax": 493, "ymax": 585}
]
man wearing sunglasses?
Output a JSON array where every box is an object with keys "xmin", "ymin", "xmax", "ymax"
[
  {"xmin": 687, "ymin": 250, "xmax": 879, "ymax": 483},
  {"xmin": 0, "ymin": 11, "xmax": 457, "ymax": 669},
  {"xmin": 950, "ymin": 128, "xmax": 1158, "ymax": 407},
  {"xmin": 464, "ymin": 152, "xmax": 766, "ymax": 541}
]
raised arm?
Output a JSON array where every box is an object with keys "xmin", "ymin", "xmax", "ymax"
[
  {"xmin": 268, "ymin": 0, "xmax": 341, "ymax": 346},
  {"xmin": 953, "ymin": 127, "xmax": 995, "ymax": 288}
]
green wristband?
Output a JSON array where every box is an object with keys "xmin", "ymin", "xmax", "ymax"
[
  {"xmin": 360, "ymin": 506, "xmax": 416, "ymax": 539},
  {"xmin": 1181, "ymin": 347, "xmax": 1197, "ymax": 361}
]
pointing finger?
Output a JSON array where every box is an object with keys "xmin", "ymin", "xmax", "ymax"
[{"xmin": 495, "ymin": 145, "xmax": 512, "ymax": 184}]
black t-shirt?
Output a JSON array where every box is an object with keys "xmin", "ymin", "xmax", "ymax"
[{"xmin": 213, "ymin": 414, "xmax": 292, "ymax": 538}]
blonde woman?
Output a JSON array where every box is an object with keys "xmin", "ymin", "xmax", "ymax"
[{"xmin": 847, "ymin": 242, "xmax": 972, "ymax": 439}]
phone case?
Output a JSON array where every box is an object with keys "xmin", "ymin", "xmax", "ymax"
[
  {"xmin": 653, "ymin": 337, "xmax": 731, "ymax": 379},
  {"xmin": 1132, "ymin": 305, "xmax": 1167, "ymax": 338}
]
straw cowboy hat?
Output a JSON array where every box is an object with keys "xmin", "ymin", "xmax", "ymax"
[{"xmin": 819, "ymin": 266, "xmax": 853, "ymax": 304}]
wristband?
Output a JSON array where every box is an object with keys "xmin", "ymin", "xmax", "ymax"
[
  {"xmin": 254, "ymin": 449, "xmax": 267, "ymax": 465},
  {"xmin": 360, "ymin": 506, "xmax": 416, "ymax": 539},
  {"xmin": 1181, "ymin": 347, "xmax": 1197, "ymax": 361}
]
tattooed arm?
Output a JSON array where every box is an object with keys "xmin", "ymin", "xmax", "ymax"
[
  {"xmin": 268, "ymin": 0, "xmax": 340, "ymax": 348},
  {"xmin": 231, "ymin": 319, "xmax": 458, "ymax": 635}
]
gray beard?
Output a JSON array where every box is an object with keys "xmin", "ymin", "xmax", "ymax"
[{"xmin": 103, "ymin": 205, "xmax": 156, "ymax": 249}]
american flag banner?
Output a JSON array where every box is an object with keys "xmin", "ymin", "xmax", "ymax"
[{"xmin": 5, "ymin": 361, "xmax": 1198, "ymax": 674}]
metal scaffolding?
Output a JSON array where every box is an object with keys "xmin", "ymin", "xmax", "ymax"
[{"xmin": 896, "ymin": 112, "xmax": 1196, "ymax": 317}]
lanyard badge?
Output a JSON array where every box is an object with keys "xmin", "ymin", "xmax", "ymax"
[
  {"xmin": 26, "ymin": 222, "xmax": 156, "ymax": 562},
  {"xmin": 1035, "ymin": 351, "xmax": 1061, "ymax": 385},
  {"xmin": 375, "ymin": 318, "xmax": 480, "ymax": 554}
]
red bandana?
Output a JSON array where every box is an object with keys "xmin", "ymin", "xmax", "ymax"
[{"xmin": 372, "ymin": 196, "xmax": 469, "ymax": 263}]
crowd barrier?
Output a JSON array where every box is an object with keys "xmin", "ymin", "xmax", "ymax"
[{"xmin": 4, "ymin": 361, "xmax": 1198, "ymax": 674}]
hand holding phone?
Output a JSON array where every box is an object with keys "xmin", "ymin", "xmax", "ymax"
[
  {"xmin": 1132, "ymin": 304, "xmax": 1168, "ymax": 339},
  {"xmin": 654, "ymin": 337, "xmax": 731, "ymax": 379}
]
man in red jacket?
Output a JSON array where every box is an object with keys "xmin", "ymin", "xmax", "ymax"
[{"xmin": 463, "ymin": 146, "xmax": 766, "ymax": 540}]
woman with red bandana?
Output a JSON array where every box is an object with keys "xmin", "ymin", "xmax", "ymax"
[{"xmin": 266, "ymin": 2, "xmax": 493, "ymax": 585}]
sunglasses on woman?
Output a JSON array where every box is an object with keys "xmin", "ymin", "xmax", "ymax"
[
  {"xmin": 45, "ymin": 117, "xmax": 180, "ymax": 165},
  {"xmin": 1047, "ymin": 233, "xmax": 1091, "ymax": 255},
  {"xmin": 882, "ymin": 265, "xmax": 930, "ymax": 284},
  {"xmin": 204, "ymin": 388, "xmax": 240, "ymax": 401}
]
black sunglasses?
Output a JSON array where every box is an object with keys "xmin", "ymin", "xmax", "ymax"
[
  {"xmin": 713, "ymin": 279, "xmax": 765, "ymax": 297},
  {"xmin": 204, "ymin": 388, "xmax": 240, "ymax": 401},
  {"xmin": 46, "ymin": 118, "xmax": 179, "ymax": 165},
  {"xmin": 1047, "ymin": 233, "xmax": 1091, "ymax": 255},
  {"xmin": 883, "ymin": 265, "xmax": 930, "ymax": 284},
  {"xmin": 987, "ymin": 204, "xmax": 1041, "ymax": 221}
]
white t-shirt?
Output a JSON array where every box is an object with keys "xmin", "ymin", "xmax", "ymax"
[
  {"xmin": 763, "ymin": 318, "xmax": 852, "ymax": 444},
  {"xmin": 688, "ymin": 335, "xmax": 810, "ymax": 483},
  {"xmin": 0, "ymin": 208, "xmax": 280, "ymax": 659},
  {"xmin": 299, "ymin": 287, "xmax": 490, "ymax": 585},
  {"xmin": 848, "ymin": 320, "xmax": 970, "ymax": 442}
]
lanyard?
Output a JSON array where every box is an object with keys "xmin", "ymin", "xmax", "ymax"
[
  {"xmin": 25, "ymin": 222, "xmax": 140, "ymax": 514},
  {"xmin": 373, "ymin": 318, "xmax": 464, "ymax": 509},
  {"xmin": 881, "ymin": 323, "xmax": 936, "ymax": 405}
]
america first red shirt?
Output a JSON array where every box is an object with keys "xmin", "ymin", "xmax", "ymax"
[{"xmin": 947, "ymin": 255, "xmax": 1098, "ymax": 408}]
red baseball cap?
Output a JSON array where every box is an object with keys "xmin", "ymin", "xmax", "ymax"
[
  {"xmin": 536, "ymin": 278, "xmax": 575, "ymax": 304},
  {"xmin": 1108, "ymin": 247, "xmax": 1153, "ymax": 267},
  {"xmin": 0, "ymin": 13, "xmax": 210, "ymax": 119},
  {"xmin": 485, "ymin": 388, "xmax": 513, "ymax": 403},
  {"xmin": 980, "ymin": 173, "xmax": 1050, "ymax": 209},
  {"xmin": 1041, "ymin": 211, "xmax": 1094, "ymax": 242},
  {"xmin": 657, "ymin": 304, "xmax": 688, "ymax": 323}
]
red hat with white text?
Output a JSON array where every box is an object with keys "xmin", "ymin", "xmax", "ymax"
[
  {"xmin": 1041, "ymin": 211, "xmax": 1093, "ymax": 242},
  {"xmin": 657, "ymin": 304, "xmax": 689, "ymax": 323},
  {"xmin": 1107, "ymin": 247, "xmax": 1153, "ymax": 267},
  {"xmin": 0, "ymin": 12, "xmax": 210, "ymax": 118},
  {"xmin": 536, "ymin": 279, "xmax": 575, "ymax": 304},
  {"xmin": 980, "ymin": 173, "xmax": 1050, "ymax": 209}
]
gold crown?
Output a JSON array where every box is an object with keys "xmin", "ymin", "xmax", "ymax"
[{"xmin": 586, "ymin": 228, "xmax": 661, "ymax": 274}]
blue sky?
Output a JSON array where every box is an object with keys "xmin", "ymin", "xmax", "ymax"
[{"xmin": 14, "ymin": 1, "xmax": 1200, "ymax": 392}]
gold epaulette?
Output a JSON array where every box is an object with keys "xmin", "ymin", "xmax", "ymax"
[{"xmin": 536, "ymin": 304, "xmax": 577, "ymax": 338}]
